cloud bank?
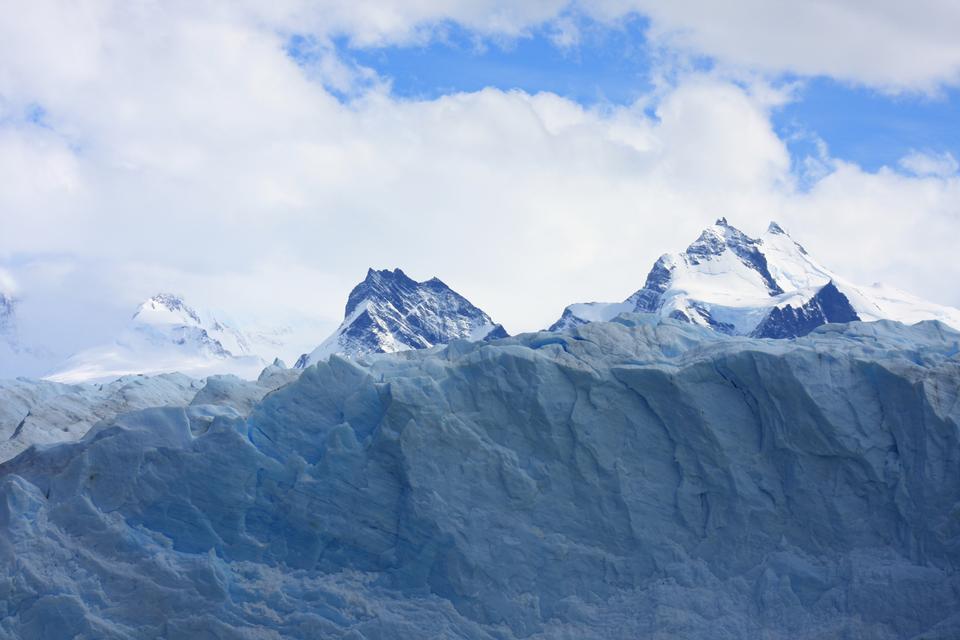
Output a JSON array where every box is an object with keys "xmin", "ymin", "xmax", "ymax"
[{"xmin": 0, "ymin": 1, "xmax": 958, "ymax": 363}]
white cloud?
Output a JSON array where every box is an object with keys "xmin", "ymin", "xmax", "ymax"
[
  {"xmin": 899, "ymin": 150, "xmax": 960, "ymax": 178},
  {"xmin": 0, "ymin": 1, "xmax": 958, "ymax": 363},
  {"xmin": 6, "ymin": 1, "xmax": 959, "ymax": 98},
  {"xmin": 548, "ymin": 16, "xmax": 581, "ymax": 49},
  {"xmin": 587, "ymin": 0, "xmax": 960, "ymax": 93}
]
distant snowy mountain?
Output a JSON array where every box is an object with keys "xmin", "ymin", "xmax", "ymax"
[
  {"xmin": 0, "ymin": 292, "xmax": 14, "ymax": 343},
  {"xmin": 0, "ymin": 292, "xmax": 18, "ymax": 372},
  {"xmin": 47, "ymin": 293, "xmax": 271, "ymax": 383},
  {"xmin": 0, "ymin": 292, "xmax": 59, "ymax": 378},
  {"xmin": 0, "ymin": 292, "xmax": 12, "ymax": 332},
  {"xmin": 297, "ymin": 268, "xmax": 508, "ymax": 367},
  {"xmin": 551, "ymin": 218, "xmax": 960, "ymax": 338}
]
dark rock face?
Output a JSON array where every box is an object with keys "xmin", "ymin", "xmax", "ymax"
[
  {"xmin": 547, "ymin": 306, "xmax": 587, "ymax": 332},
  {"xmin": 300, "ymin": 268, "xmax": 508, "ymax": 365},
  {"xmin": 342, "ymin": 269, "xmax": 499, "ymax": 350},
  {"xmin": 752, "ymin": 281, "xmax": 860, "ymax": 339}
]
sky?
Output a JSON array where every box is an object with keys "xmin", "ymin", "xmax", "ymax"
[{"xmin": 1, "ymin": 1, "xmax": 959, "ymax": 366}]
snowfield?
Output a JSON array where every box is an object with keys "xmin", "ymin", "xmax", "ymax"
[{"xmin": 2, "ymin": 315, "xmax": 959, "ymax": 638}]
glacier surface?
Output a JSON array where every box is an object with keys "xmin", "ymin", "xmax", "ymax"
[
  {"xmin": 0, "ymin": 363, "xmax": 299, "ymax": 463},
  {"xmin": 1, "ymin": 316, "xmax": 960, "ymax": 638}
]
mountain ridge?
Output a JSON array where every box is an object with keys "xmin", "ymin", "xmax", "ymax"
[
  {"xmin": 5, "ymin": 220, "xmax": 960, "ymax": 382},
  {"xmin": 551, "ymin": 219, "xmax": 960, "ymax": 338},
  {"xmin": 296, "ymin": 267, "xmax": 508, "ymax": 367},
  {"xmin": 46, "ymin": 293, "xmax": 270, "ymax": 383}
]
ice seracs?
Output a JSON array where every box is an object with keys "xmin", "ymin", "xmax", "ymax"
[
  {"xmin": 46, "ymin": 293, "xmax": 269, "ymax": 383},
  {"xmin": 3, "ymin": 317, "xmax": 959, "ymax": 638},
  {"xmin": 296, "ymin": 268, "xmax": 508, "ymax": 366},
  {"xmin": 0, "ymin": 363, "xmax": 302, "ymax": 463},
  {"xmin": 551, "ymin": 218, "xmax": 960, "ymax": 338}
]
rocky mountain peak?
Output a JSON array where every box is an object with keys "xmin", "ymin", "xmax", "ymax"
[{"xmin": 298, "ymin": 268, "xmax": 508, "ymax": 366}]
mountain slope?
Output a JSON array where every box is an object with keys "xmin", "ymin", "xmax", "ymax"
[
  {"xmin": 751, "ymin": 280, "xmax": 859, "ymax": 338},
  {"xmin": 46, "ymin": 294, "xmax": 269, "ymax": 383},
  {"xmin": 2, "ymin": 316, "xmax": 959, "ymax": 638},
  {"xmin": 0, "ymin": 292, "xmax": 12, "ymax": 334},
  {"xmin": 0, "ymin": 292, "xmax": 59, "ymax": 379},
  {"xmin": 552, "ymin": 218, "xmax": 960, "ymax": 336},
  {"xmin": 297, "ymin": 268, "xmax": 507, "ymax": 366}
]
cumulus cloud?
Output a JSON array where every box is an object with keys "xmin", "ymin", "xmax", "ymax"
[
  {"xmin": 899, "ymin": 150, "xmax": 960, "ymax": 178},
  {"xmin": 598, "ymin": 1, "xmax": 960, "ymax": 93},
  {"xmin": 0, "ymin": 1, "xmax": 958, "ymax": 362}
]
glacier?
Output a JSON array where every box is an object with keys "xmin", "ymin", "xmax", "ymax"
[
  {"xmin": 46, "ymin": 294, "xmax": 316, "ymax": 384},
  {"xmin": 2, "ymin": 315, "xmax": 959, "ymax": 638},
  {"xmin": 0, "ymin": 362, "xmax": 299, "ymax": 463}
]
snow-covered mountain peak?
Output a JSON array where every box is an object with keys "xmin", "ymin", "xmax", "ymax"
[
  {"xmin": 133, "ymin": 293, "xmax": 203, "ymax": 327},
  {"xmin": 766, "ymin": 220, "xmax": 787, "ymax": 235},
  {"xmin": 344, "ymin": 268, "xmax": 417, "ymax": 318},
  {"xmin": 47, "ymin": 293, "xmax": 268, "ymax": 383},
  {"xmin": 297, "ymin": 267, "xmax": 508, "ymax": 366},
  {"xmin": 681, "ymin": 219, "xmax": 783, "ymax": 296},
  {"xmin": 552, "ymin": 218, "xmax": 960, "ymax": 338}
]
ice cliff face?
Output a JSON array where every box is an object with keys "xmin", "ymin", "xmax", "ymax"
[
  {"xmin": 47, "ymin": 294, "xmax": 272, "ymax": 383},
  {"xmin": 2, "ymin": 316, "xmax": 959, "ymax": 638},
  {"xmin": 0, "ymin": 374, "xmax": 202, "ymax": 463},
  {"xmin": 0, "ymin": 362, "xmax": 299, "ymax": 463},
  {"xmin": 552, "ymin": 219, "xmax": 960, "ymax": 338},
  {"xmin": 297, "ymin": 268, "xmax": 507, "ymax": 367}
]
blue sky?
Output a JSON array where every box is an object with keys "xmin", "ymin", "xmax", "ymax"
[
  {"xmin": 336, "ymin": 16, "xmax": 657, "ymax": 104},
  {"xmin": 328, "ymin": 20, "xmax": 959, "ymax": 175}
]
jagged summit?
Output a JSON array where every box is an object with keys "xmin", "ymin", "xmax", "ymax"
[
  {"xmin": 297, "ymin": 267, "xmax": 508, "ymax": 367},
  {"xmin": 766, "ymin": 220, "xmax": 786, "ymax": 235},
  {"xmin": 681, "ymin": 218, "xmax": 782, "ymax": 295},
  {"xmin": 551, "ymin": 219, "xmax": 960, "ymax": 337},
  {"xmin": 134, "ymin": 293, "xmax": 203, "ymax": 325}
]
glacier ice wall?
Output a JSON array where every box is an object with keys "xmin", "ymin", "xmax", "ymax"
[
  {"xmin": 1, "ymin": 316, "xmax": 959, "ymax": 639},
  {"xmin": 0, "ymin": 368, "xmax": 300, "ymax": 464}
]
